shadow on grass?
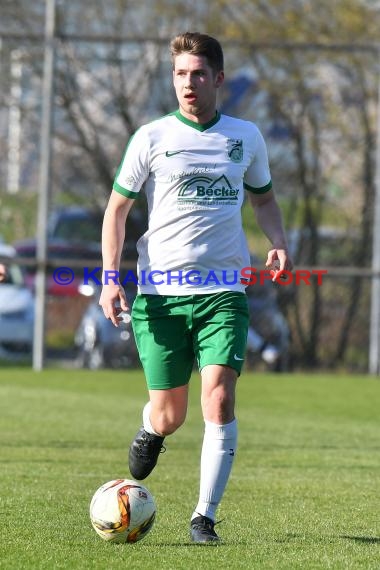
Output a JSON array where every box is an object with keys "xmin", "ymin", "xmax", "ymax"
[
  {"xmin": 274, "ymin": 533, "xmax": 304, "ymax": 543},
  {"xmin": 274, "ymin": 533, "xmax": 380, "ymax": 546},
  {"xmin": 153, "ymin": 535, "xmax": 380, "ymax": 547},
  {"xmin": 140, "ymin": 540, "xmax": 228, "ymax": 547},
  {"xmin": 340, "ymin": 535, "xmax": 380, "ymax": 544}
]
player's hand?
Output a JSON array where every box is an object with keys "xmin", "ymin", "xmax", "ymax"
[
  {"xmin": 266, "ymin": 248, "xmax": 293, "ymax": 282},
  {"xmin": 99, "ymin": 282, "xmax": 129, "ymax": 327}
]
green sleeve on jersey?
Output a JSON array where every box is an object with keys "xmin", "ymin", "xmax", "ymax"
[
  {"xmin": 113, "ymin": 182, "xmax": 138, "ymax": 199},
  {"xmin": 244, "ymin": 180, "xmax": 272, "ymax": 194}
]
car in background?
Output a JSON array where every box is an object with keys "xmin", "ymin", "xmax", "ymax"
[
  {"xmin": 46, "ymin": 205, "xmax": 146, "ymax": 261},
  {"xmin": 0, "ymin": 244, "xmax": 34, "ymax": 360},
  {"xmin": 74, "ymin": 287, "xmax": 139, "ymax": 369},
  {"xmin": 13, "ymin": 207, "xmax": 104, "ymax": 297},
  {"xmin": 13, "ymin": 237, "xmax": 102, "ymax": 297},
  {"xmin": 13, "ymin": 205, "xmax": 147, "ymax": 297}
]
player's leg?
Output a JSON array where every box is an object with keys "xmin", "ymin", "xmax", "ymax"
[
  {"xmin": 146, "ymin": 385, "xmax": 189, "ymax": 436},
  {"xmin": 129, "ymin": 294, "xmax": 194, "ymax": 480},
  {"xmin": 128, "ymin": 385, "xmax": 189, "ymax": 480},
  {"xmin": 190, "ymin": 292, "xmax": 249, "ymax": 543},
  {"xmin": 190, "ymin": 364, "xmax": 237, "ymax": 543}
]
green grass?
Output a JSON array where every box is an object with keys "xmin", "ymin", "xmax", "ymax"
[{"xmin": 0, "ymin": 369, "xmax": 379, "ymax": 569}]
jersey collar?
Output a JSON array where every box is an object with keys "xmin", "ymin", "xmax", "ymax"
[{"xmin": 173, "ymin": 109, "xmax": 221, "ymax": 131}]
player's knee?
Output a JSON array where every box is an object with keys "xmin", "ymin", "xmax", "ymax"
[
  {"xmin": 152, "ymin": 410, "xmax": 186, "ymax": 436},
  {"xmin": 203, "ymin": 385, "xmax": 235, "ymax": 423}
]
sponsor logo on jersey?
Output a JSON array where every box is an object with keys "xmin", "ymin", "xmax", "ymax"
[
  {"xmin": 227, "ymin": 139, "xmax": 243, "ymax": 163},
  {"xmin": 177, "ymin": 174, "xmax": 239, "ymax": 207}
]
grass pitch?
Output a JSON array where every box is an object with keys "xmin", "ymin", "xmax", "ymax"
[{"xmin": 0, "ymin": 368, "xmax": 379, "ymax": 569}]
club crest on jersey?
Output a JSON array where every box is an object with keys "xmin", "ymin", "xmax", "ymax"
[{"xmin": 227, "ymin": 139, "xmax": 243, "ymax": 163}]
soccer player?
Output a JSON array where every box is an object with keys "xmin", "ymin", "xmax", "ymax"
[{"xmin": 99, "ymin": 32, "xmax": 292, "ymax": 543}]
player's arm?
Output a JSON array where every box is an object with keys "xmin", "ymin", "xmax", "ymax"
[
  {"xmin": 248, "ymin": 189, "xmax": 293, "ymax": 274},
  {"xmin": 99, "ymin": 190, "xmax": 135, "ymax": 327},
  {"xmin": 244, "ymin": 125, "xmax": 292, "ymax": 277}
]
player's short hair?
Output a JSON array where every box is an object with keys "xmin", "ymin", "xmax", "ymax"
[{"xmin": 170, "ymin": 32, "xmax": 224, "ymax": 73}]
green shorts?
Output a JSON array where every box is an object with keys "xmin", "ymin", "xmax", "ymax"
[{"xmin": 131, "ymin": 291, "xmax": 249, "ymax": 390}]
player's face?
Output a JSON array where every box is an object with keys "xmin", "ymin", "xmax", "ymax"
[{"xmin": 173, "ymin": 53, "xmax": 224, "ymax": 124}]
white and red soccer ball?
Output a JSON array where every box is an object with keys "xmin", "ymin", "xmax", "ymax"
[{"xmin": 90, "ymin": 479, "xmax": 156, "ymax": 543}]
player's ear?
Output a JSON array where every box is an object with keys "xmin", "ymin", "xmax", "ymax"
[{"xmin": 215, "ymin": 70, "xmax": 224, "ymax": 88}]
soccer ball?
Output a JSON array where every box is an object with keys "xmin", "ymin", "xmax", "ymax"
[{"xmin": 89, "ymin": 479, "xmax": 156, "ymax": 543}]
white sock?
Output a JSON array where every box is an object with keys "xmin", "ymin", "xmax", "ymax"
[
  {"xmin": 191, "ymin": 418, "xmax": 237, "ymax": 523},
  {"xmin": 142, "ymin": 402, "xmax": 161, "ymax": 437}
]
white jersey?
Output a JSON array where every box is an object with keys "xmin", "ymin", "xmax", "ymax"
[{"xmin": 114, "ymin": 110, "xmax": 272, "ymax": 295}]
